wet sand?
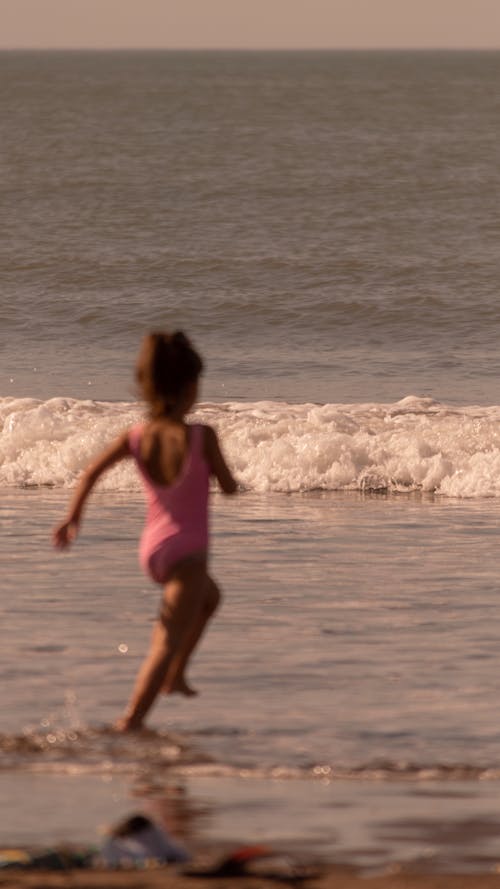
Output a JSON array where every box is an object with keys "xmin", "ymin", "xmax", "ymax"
[{"xmin": 1, "ymin": 866, "xmax": 500, "ymax": 889}]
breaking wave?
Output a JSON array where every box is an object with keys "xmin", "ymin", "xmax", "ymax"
[{"xmin": 2, "ymin": 394, "xmax": 500, "ymax": 497}]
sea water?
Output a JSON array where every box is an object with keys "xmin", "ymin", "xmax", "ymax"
[{"xmin": 2, "ymin": 49, "xmax": 500, "ymax": 873}]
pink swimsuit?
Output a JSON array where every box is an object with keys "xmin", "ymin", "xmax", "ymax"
[{"xmin": 128, "ymin": 423, "xmax": 210, "ymax": 584}]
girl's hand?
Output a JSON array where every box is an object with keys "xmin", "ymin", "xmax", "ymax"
[
  {"xmin": 51, "ymin": 432, "xmax": 131, "ymax": 552},
  {"xmin": 53, "ymin": 519, "xmax": 79, "ymax": 549}
]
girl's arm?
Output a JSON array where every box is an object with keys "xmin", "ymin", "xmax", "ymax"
[
  {"xmin": 204, "ymin": 426, "xmax": 237, "ymax": 494},
  {"xmin": 53, "ymin": 431, "xmax": 131, "ymax": 549}
]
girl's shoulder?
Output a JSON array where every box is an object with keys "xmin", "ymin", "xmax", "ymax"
[
  {"xmin": 194, "ymin": 424, "xmax": 221, "ymax": 462},
  {"xmin": 127, "ymin": 422, "xmax": 147, "ymax": 452},
  {"xmin": 189, "ymin": 421, "xmax": 214, "ymax": 433},
  {"xmin": 189, "ymin": 422, "xmax": 216, "ymax": 443},
  {"xmin": 188, "ymin": 421, "xmax": 211, "ymax": 432},
  {"xmin": 128, "ymin": 421, "xmax": 146, "ymax": 435}
]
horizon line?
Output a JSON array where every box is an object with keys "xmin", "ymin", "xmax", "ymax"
[{"xmin": 1, "ymin": 45, "xmax": 500, "ymax": 53}]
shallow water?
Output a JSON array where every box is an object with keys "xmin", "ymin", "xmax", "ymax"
[
  {"xmin": 4, "ymin": 489, "xmax": 500, "ymax": 871},
  {"xmin": 5, "ymin": 771, "xmax": 500, "ymax": 874},
  {"xmin": 5, "ymin": 488, "xmax": 500, "ymax": 771}
]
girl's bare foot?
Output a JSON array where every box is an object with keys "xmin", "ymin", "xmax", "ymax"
[
  {"xmin": 162, "ymin": 676, "xmax": 198, "ymax": 697},
  {"xmin": 113, "ymin": 715, "xmax": 144, "ymax": 732}
]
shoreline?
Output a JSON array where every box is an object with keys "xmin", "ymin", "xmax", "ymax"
[{"xmin": 2, "ymin": 866, "xmax": 500, "ymax": 889}]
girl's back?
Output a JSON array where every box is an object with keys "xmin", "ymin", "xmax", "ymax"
[{"xmin": 138, "ymin": 419, "xmax": 194, "ymax": 487}]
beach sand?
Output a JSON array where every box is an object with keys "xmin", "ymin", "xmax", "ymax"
[{"xmin": 1, "ymin": 866, "xmax": 500, "ymax": 889}]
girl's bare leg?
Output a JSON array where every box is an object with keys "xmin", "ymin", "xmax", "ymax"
[
  {"xmin": 164, "ymin": 575, "xmax": 221, "ymax": 696},
  {"xmin": 115, "ymin": 559, "xmax": 209, "ymax": 731},
  {"xmin": 115, "ymin": 621, "xmax": 171, "ymax": 730}
]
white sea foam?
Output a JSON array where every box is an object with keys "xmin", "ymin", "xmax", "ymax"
[
  {"xmin": 1, "ymin": 724, "xmax": 498, "ymax": 782},
  {"xmin": 2, "ymin": 395, "xmax": 500, "ymax": 497}
]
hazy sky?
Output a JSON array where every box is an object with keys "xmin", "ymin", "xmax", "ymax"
[{"xmin": 2, "ymin": 0, "xmax": 500, "ymax": 50}]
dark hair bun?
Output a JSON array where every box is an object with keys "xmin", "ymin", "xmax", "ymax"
[{"xmin": 136, "ymin": 331, "xmax": 203, "ymax": 416}]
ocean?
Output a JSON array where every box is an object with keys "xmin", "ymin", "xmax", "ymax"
[{"xmin": 2, "ymin": 49, "xmax": 500, "ymax": 874}]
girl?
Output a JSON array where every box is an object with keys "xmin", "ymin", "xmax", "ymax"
[{"xmin": 53, "ymin": 331, "xmax": 237, "ymax": 731}]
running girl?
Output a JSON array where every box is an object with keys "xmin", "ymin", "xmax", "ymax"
[{"xmin": 53, "ymin": 331, "xmax": 237, "ymax": 731}]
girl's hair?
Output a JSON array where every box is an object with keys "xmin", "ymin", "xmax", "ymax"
[{"xmin": 136, "ymin": 331, "xmax": 203, "ymax": 416}]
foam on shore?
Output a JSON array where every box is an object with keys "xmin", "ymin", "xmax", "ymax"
[{"xmin": 2, "ymin": 395, "xmax": 500, "ymax": 497}]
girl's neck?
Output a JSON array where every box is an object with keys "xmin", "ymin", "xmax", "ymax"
[
  {"xmin": 150, "ymin": 403, "xmax": 188, "ymax": 423},
  {"xmin": 151, "ymin": 411, "xmax": 185, "ymax": 424},
  {"xmin": 148, "ymin": 381, "xmax": 198, "ymax": 423}
]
